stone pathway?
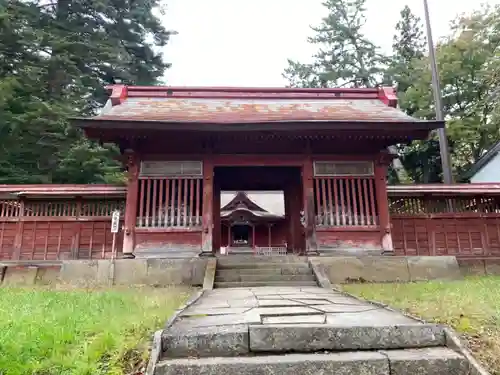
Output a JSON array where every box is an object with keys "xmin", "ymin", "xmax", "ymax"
[{"xmin": 154, "ymin": 286, "xmax": 472, "ymax": 374}]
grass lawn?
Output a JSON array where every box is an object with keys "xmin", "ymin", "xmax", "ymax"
[
  {"xmin": 343, "ymin": 276, "xmax": 500, "ymax": 374},
  {"xmin": 0, "ymin": 286, "xmax": 192, "ymax": 375}
]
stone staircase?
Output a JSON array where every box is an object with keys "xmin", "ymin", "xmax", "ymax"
[
  {"xmin": 153, "ymin": 287, "xmax": 477, "ymax": 375},
  {"xmin": 214, "ymin": 255, "xmax": 317, "ymax": 288}
]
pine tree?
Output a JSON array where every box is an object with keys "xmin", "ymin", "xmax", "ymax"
[
  {"xmin": 284, "ymin": 0, "xmax": 387, "ymax": 88},
  {"xmin": 388, "ymin": 5, "xmax": 429, "ymax": 183},
  {"xmin": 391, "ymin": 5, "xmax": 426, "ymax": 98},
  {"xmin": 0, "ymin": 0, "xmax": 174, "ymax": 184}
]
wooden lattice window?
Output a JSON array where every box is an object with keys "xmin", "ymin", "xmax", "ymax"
[
  {"xmin": 313, "ymin": 161, "xmax": 374, "ymax": 177},
  {"xmin": 140, "ymin": 161, "xmax": 203, "ymax": 177}
]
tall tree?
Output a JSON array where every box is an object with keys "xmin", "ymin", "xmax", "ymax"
[
  {"xmin": 402, "ymin": 5, "xmax": 500, "ymax": 179},
  {"xmin": 0, "ymin": 0, "xmax": 174, "ymax": 184},
  {"xmin": 284, "ymin": 0, "xmax": 387, "ymax": 88},
  {"xmin": 391, "ymin": 5, "xmax": 426, "ymax": 95},
  {"xmin": 389, "ymin": 5, "xmax": 441, "ymax": 183}
]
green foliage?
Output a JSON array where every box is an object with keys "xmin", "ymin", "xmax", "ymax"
[
  {"xmin": 0, "ymin": 287, "xmax": 190, "ymax": 375},
  {"xmin": 344, "ymin": 277, "xmax": 500, "ymax": 373},
  {"xmin": 400, "ymin": 5, "xmax": 500, "ymax": 180},
  {"xmin": 284, "ymin": 0, "xmax": 387, "ymax": 88},
  {"xmin": 0, "ymin": 0, "xmax": 174, "ymax": 184},
  {"xmin": 284, "ymin": 2, "xmax": 500, "ymax": 183}
]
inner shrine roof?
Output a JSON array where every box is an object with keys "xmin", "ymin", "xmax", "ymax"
[{"xmin": 78, "ymin": 85, "xmax": 442, "ymax": 126}]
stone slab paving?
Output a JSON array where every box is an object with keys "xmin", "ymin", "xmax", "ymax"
[
  {"xmin": 156, "ymin": 286, "xmax": 475, "ymax": 375},
  {"xmin": 162, "ymin": 286, "xmax": 447, "ymax": 358}
]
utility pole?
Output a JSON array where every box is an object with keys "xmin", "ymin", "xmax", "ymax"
[{"xmin": 423, "ymin": 0, "xmax": 453, "ymax": 184}]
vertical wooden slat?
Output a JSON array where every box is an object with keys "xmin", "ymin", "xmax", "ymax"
[
  {"xmin": 56, "ymin": 225, "xmax": 62, "ymax": 259},
  {"xmin": 102, "ymin": 223, "xmax": 107, "ymax": 258},
  {"xmin": 196, "ymin": 179, "xmax": 201, "ymax": 226},
  {"xmin": 189, "ymin": 179, "xmax": 194, "ymax": 226},
  {"xmin": 351, "ymin": 177, "xmax": 358, "ymax": 225},
  {"xmin": 177, "ymin": 178, "xmax": 182, "ymax": 226},
  {"xmin": 159, "ymin": 179, "xmax": 164, "ymax": 227},
  {"xmin": 44, "ymin": 222, "xmax": 50, "ymax": 260},
  {"xmin": 183, "ymin": 178, "xmax": 188, "ymax": 226},
  {"xmin": 315, "ymin": 179, "xmax": 322, "ymax": 225},
  {"xmin": 444, "ymin": 222, "xmax": 450, "ymax": 255},
  {"xmin": 164, "ymin": 179, "xmax": 170, "ymax": 227},
  {"xmin": 333, "ymin": 179, "xmax": 339, "ymax": 226},
  {"xmin": 327, "ymin": 178, "xmax": 334, "ymax": 226},
  {"xmin": 321, "ymin": 178, "xmax": 328, "ymax": 226},
  {"xmin": 139, "ymin": 180, "xmax": 145, "ymax": 227},
  {"xmin": 88, "ymin": 221, "xmax": 94, "ymax": 259},
  {"xmin": 345, "ymin": 179, "xmax": 353, "ymax": 225},
  {"xmin": 152, "ymin": 179, "xmax": 158, "ymax": 227},
  {"xmin": 357, "ymin": 178, "xmax": 365, "ymax": 225},
  {"xmin": 0, "ymin": 201, "xmax": 4, "ymax": 217},
  {"xmin": 455, "ymin": 219, "xmax": 462, "ymax": 255},
  {"xmin": 414, "ymin": 220, "xmax": 419, "ymax": 255},
  {"xmin": 146, "ymin": 179, "xmax": 152, "ymax": 227},
  {"xmin": 0, "ymin": 222, "xmax": 4, "ymax": 255},
  {"xmin": 31, "ymin": 221, "xmax": 37, "ymax": 260},
  {"xmin": 468, "ymin": 227, "xmax": 473, "ymax": 252},
  {"xmin": 362, "ymin": 179, "xmax": 370, "ymax": 226},
  {"xmin": 402, "ymin": 221, "xmax": 408, "ymax": 255},
  {"xmin": 339, "ymin": 179, "xmax": 345, "ymax": 226},
  {"xmin": 369, "ymin": 179, "xmax": 377, "ymax": 225},
  {"xmin": 170, "ymin": 178, "xmax": 176, "ymax": 226}
]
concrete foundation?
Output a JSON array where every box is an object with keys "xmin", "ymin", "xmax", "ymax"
[{"xmin": 0, "ymin": 255, "xmax": 496, "ymax": 287}]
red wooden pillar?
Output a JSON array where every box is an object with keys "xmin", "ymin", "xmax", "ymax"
[
  {"xmin": 213, "ymin": 179, "xmax": 221, "ymax": 253},
  {"xmin": 284, "ymin": 185, "xmax": 293, "ymax": 252},
  {"xmin": 252, "ymin": 224, "xmax": 256, "ymax": 253},
  {"xmin": 201, "ymin": 158, "xmax": 214, "ymax": 256},
  {"xmin": 122, "ymin": 150, "xmax": 139, "ymax": 259},
  {"xmin": 268, "ymin": 224, "xmax": 272, "ymax": 248},
  {"xmin": 374, "ymin": 155, "xmax": 393, "ymax": 253},
  {"xmin": 12, "ymin": 199, "xmax": 25, "ymax": 260},
  {"xmin": 302, "ymin": 158, "xmax": 319, "ymax": 255},
  {"xmin": 71, "ymin": 198, "xmax": 82, "ymax": 259}
]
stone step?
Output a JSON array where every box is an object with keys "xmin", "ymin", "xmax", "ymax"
[
  {"xmin": 162, "ymin": 322, "xmax": 446, "ymax": 359},
  {"xmin": 215, "ymin": 274, "xmax": 316, "ymax": 283},
  {"xmin": 214, "ymin": 281, "xmax": 318, "ymax": 288},
  {"xmin": 155, "ymin": 348, "xmax": 468, "ymax": 375},
  {"xmin": 216, "ymin": 257, "xmax": 307, "ymax": 267},
  {"xmin": 216, "ymin": 267, "xmax": 314, "ymax": 276},
  {"xmin": 216, "ymin": 262, "xmax": 310, "ymax": 270},
  {"xmin": 249, "ymin": 323, "xmax": 447, "ymax": 353}
]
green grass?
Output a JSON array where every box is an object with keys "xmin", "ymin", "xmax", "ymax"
[
  {"xmin": 0, "ymin": 286, "xmax": 192, "ymax": 375},
  {"xmin": 343, "ymin": 277, "xmax": 500, "ymax": 374}
]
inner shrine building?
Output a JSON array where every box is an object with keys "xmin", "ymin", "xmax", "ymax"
[{"xmin": 73, "ymin": 85, "xmax": 443, "ymax": 258}]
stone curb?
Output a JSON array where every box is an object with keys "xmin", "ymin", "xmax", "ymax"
[
  {"xmin": 202, "ymin": 258, "xmax": 217, "ymax": 290},
  {"xmin": 145, "ymin": 289, "xmax": 205, "ymax": 375},
  {"xmin": 308, "ymin": 260, "xmax": 332, "ymax": 289},
  {"xmin": 145, "ymin": 330, "xmax": 163, "ymax": 375},
  {"xmin": 336, "ymin": 287, "xmax": 491, "ymax": 375},
  {"xmin": 444, "ymin": 327, "xmax": 491, "ymax": 375}
]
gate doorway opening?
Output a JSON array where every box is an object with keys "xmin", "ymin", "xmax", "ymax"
[
  {"xmin": 231, "ymin": 224, "xmax": 251, "ymax": 247},
  {"xmin": 214, "ymin": 166, "xmax": 303, "ymax": 255}
]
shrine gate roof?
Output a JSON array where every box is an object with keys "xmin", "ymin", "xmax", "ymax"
[{"xmin": 75, "ymin": 85, "xmax": 442, "ymax": 127}]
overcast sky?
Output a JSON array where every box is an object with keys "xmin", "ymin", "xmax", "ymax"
[{"xmin": 162, "ymin": 0, "xmax": 500, "ymax": 87}]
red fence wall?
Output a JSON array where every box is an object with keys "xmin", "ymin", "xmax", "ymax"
[
  {"xmin": 0, "ymin": 193, "xmax": 124, "ymax": 261},
  {"xmin": 392, "ymin": 216, "xmax": 500, "ymax": 258},
  {"xmin": 3, "ymin": 184, "xmax": 500, "ymax": 260},
  {"xmin": 389, "ymin": 191, "xmax": 500, "ymax": 259}
]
